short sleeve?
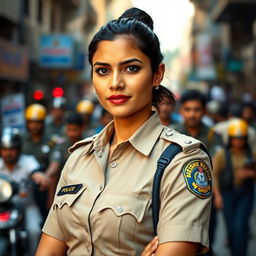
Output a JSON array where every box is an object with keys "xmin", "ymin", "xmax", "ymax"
[{"xmin": 157, "ymin": 146, "xmax": 212, "ymax": 251}]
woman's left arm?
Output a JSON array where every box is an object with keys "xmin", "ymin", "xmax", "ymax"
[
  {"xmin": 155, "ymin": 241, "xmax": 199, "ymax": 256},
  {"xmin": 141, "ymin": 238, "xmax": 200, "ymax": 256}
]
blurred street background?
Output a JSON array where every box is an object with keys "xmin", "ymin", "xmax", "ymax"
[{"xmin": 0, "ymin": 0, "xmax": 256, "ymax": 255}]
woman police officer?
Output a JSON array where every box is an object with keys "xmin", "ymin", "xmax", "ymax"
[{"xmin": 36, "ymin": 7, "xmax": 212, "ymax": 256}]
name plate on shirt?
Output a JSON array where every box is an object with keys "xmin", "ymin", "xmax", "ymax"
[{"xmin": 57, "ymin": 184, "xmax": 83, "ymax": 196}]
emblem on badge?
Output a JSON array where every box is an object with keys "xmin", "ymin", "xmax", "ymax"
[{"xmin": 182, "ymin": 160, "xmax": 212, "ymax": 199}]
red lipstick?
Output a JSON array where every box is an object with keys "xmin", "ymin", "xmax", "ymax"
[{"xmin": 108, "ymin": 94, "xmax": 131, "ymax": 104}]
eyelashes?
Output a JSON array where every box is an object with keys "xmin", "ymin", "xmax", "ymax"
[{"xmin": 94, "ymin": 65, "xmax": 141, "ymax": 76}]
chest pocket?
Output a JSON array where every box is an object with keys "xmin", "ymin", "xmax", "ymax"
[
  {"xmin": 93, "ymin": 194, "xmax": 151, "ymax": 251},
  {"xmin": 53, "ymin": 185, "xmax": 86, "ymax": 209}
]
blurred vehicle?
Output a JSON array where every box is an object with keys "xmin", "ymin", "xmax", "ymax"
[{"xmin": 0, "ymin": 175, "xmax": 34, "ymax": 256}]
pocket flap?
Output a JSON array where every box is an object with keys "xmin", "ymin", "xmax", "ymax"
[
  {"xmin": 97, "ymin": 194, "xmax": 150, "ymax": 222},
  {"xmin": 54, "ymin": 184, "xmax": 86, "ymax": 208}
]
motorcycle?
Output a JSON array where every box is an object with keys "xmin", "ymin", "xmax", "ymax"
[{"xmin": 0, "ymin": 174, "xmax": 29, "ymax": 256}]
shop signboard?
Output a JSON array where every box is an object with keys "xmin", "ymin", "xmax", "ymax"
[
  {"xmin": 1, "ymin": 93, "xmax": 25, "ymax": 131},
  {"xmin": 39, "ymin": 34, "xmax": 74, "ymax": 68},
  {"xmin": 0, "ymin": 38, "xmax": 29, "ymax": 81}
]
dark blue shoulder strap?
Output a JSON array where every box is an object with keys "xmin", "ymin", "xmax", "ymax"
[{"xmin": 152, "ymin": 143, "xmax": 182, "ymax": 235}]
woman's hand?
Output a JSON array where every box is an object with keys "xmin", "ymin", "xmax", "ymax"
[{"xmin": 141, "ymin": 236, "xmax": 159, "ymax": 256}]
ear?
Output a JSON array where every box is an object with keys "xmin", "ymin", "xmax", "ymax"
[{"xmin": 153, "ymin": 63, "xmax": 165, "ymax": 87}]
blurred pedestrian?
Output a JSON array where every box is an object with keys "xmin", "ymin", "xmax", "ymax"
[
  {"xmin": 174, "ymin": 89, "xmax": 223, "ymax": 156},
  {"xmin": 45, "ymin": 97, "xmax": 66, "ymax": 140},
  {"xmin": 213, "ymin": 119, "xmax": 256, "ymax": 256}
]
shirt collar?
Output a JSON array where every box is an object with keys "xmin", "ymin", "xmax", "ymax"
[{"xmin": 92, "ymin": 111, "xmax": 163, "ymax": 156}]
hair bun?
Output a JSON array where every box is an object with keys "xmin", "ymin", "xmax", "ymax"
[{"xmin": 119, "ymin": 7, "xmax": 154, "ymax": 30}]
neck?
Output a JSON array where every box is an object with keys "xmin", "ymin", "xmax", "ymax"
[
  {"xmin": 112, "ymin": 111, "xmax": 152, "ymax": 146},
  {"xmin": 30, "ymin": 134, "xmax": 42, "ymax": 142}
]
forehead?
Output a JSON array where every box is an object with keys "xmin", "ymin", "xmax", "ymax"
[
  {"xmin": 181, "ymin": 100, "xmax": 204, "ymax": 108},
  {"xmin": 92, "ymin": 36, "xmax": 149, "ymax": 63}
]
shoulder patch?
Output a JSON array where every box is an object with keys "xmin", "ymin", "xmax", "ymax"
[
  {"xmin": 57, "ymin": 184, "xmax": 83, "ymax": 196},
  {"xmin": 182, "ymin": 159, "xmax": 212, "ymax": 199},
  {"xmin": 161, "ymin": 127, "xmax": 201, "ymax": 153}
]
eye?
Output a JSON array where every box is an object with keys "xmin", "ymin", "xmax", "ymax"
[
  {"xmin": 95, "ymin": 68, "xmax": 110, "ymax": 75},
  {"xmin": 125, "ymin": 65, "xmax": 140, "ymax": 73}
]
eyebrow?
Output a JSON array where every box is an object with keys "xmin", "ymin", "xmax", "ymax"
[{"xmin": 93, "ymin": 58, "xmax": 143, "ymax": 67}]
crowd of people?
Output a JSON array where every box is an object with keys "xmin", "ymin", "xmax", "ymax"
[{"xmin": 0, "ymin": 6, "xmax": 255, "ymax": 256}]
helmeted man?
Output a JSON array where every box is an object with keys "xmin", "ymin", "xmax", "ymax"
[{"xmin": 22, "ymin": 103, "xmax": 56, "ymax": 220}]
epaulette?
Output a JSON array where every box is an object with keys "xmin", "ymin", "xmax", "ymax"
[
  {"xmin": 69, "ymin": 135, "xmax": 97, "ymax": 153},
  {"xmin": 161, "ymin": 127, "xmax": 201, "ymax": 153}
]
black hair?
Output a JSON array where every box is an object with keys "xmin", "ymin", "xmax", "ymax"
[
  {"xmin": 242, "ymin": 102, "xmax": 255, "ymax": 111},
  {"xmin": 152, "ymin": 85, "xmax": 175, "ymax": 110},
  {"xmin": 180, "ymin": 89, "xmax": 206, "ymax": 108},
  {"xmin": 88, "ymin": 7, "xmax": 174, "ymax": 107},
  {"xmin": 66, "ymin": 112, "xmax": 83, "ymax": 126},
  {"xmin": 228, "ymin": 103, "xmax": 242, "ymax": 118}
]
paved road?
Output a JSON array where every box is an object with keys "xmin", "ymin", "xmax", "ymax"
[{"xmin": 212, "ymin": 200, "xmax": 256, "ymax": 256}]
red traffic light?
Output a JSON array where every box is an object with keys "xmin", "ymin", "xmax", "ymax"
[
  {"xmin": 52, "ymin": 87, "xmax": 64, "ymax": 98},
  {"xmin": 33, "ymin": 90, "xmax": 44, "ymax": 100}
]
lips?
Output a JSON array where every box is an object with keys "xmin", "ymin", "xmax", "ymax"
[{"xmin": 108, "ymin": 94, "xmax": 131, "ymax": 104}]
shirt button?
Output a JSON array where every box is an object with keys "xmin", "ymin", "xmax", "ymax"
[
  {"xmin": 184, "ymin": 139, "xmax": 192, "ymax": 144},
  {"xmin": 165, "ymin": 130, "xmax": 173, "ymax": 136},
  {"xmin": 97, "ymin": 150, "xmax": 103, "ymax": 158},
  {"xmin": 111, "ymin": 162, "xmax": 117, "ymax": 168},
  {"xmin": 116, "ymin": 206, "xmax": 123, "ymax": 213}
]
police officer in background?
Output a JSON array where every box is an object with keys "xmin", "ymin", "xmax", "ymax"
[
  {"xmin": 22, "ymin": 104, "xmax": 56, "ymax": 220},
  {"xmin": 213, "ymin": 119, "xmax": 256, "ymax": 256},
  {"xmin": 45, "ymin": 97, "xmax": 66, "ymax": 140},
  {"xmin": 0, "ymin": 127, "xmax": 49, "ymax": 255}
]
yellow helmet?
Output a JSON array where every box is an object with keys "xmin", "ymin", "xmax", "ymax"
[
  {"xmin": 25, "ymin": 104, "xmax": 47, "ymax": 121},
  {"xmin": 228, "ymin": 119, "xmax": 248, "ymax": 137},
  {"xmin": 76, "ymin": 100, "xmax": 94, "ymax": 114}
]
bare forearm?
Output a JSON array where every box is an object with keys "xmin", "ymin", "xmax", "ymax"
[
  {"xmin": 36, "ymin": 233, "xmax": 67, "ymax": 256},
  {"xmin": 155, "ymin": 241, "xmax": 199, "ymax": 256}
]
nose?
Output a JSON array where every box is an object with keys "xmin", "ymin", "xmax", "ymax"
[{"xmin": 109, "ymin": 71, "xmax": 125, "ymax": 90}]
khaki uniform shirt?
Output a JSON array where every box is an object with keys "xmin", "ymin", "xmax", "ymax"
[
  {"xmin": 43, "ymin": 113, "xmax": 212, "ymax": 256},
  {"xmin": 174, "ymin": 122, "xmax": 223, "ymax": 157}
]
